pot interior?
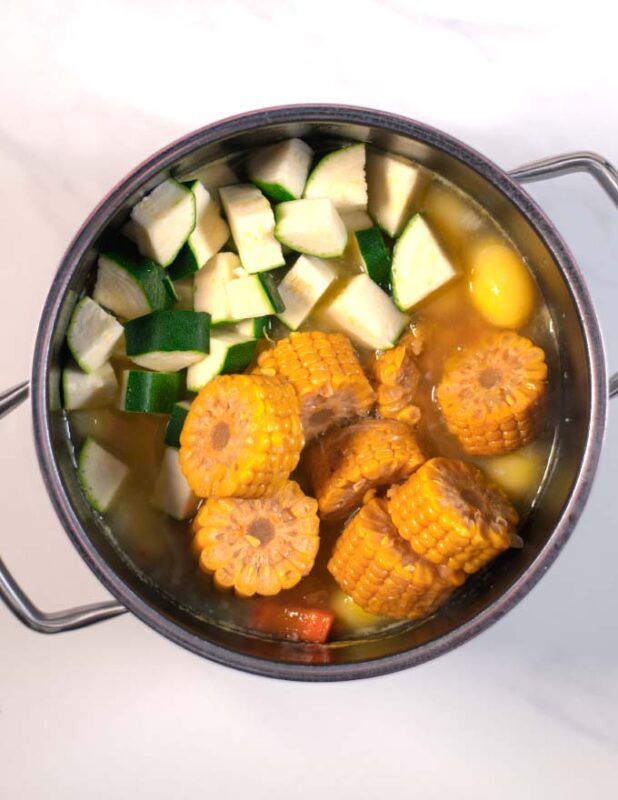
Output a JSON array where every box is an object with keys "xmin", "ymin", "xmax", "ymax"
[{"xmin": 39, "ymin": 111, "xmax": 599, "ymax": 677}]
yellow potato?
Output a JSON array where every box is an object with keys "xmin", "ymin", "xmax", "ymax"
[
  {"xmin": 469, "ymin": 239, "xmax": 536, "ymax": 329},
  {"xmin": 480, "ymin": 446, "xmax": 544, "ymax": 502},
  {"xmin": 331, "ymin": 589, "xmax": 382, "ymax": 630}
]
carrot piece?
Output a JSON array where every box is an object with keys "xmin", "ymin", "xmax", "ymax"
[{"xmin": 251, "ymin": 604, "xmax": 334, "ymax": 644}]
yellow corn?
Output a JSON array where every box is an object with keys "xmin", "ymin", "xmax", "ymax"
[
  {"xmin": 179, "ymin": 374, "xmax": 303, "ymax": 499},
  {"xmin": 254, "ymin": 331, "xmax": 375, "ymax": 440},
  {"xmin": 305, "ymin": 418, "xmax": 426, "ymax": 519},
  {"xmin": 191, "ymin": 481, "xmax": 320, "ymax": 597},
  {"xmin": 366, "ymin": 330, "xmax": 422, "ymax": 426},
  {"xmin": 328, "ymin": 498, "xmax": 465, "ymax": 619},
  {"xmin": 436, "ymin": 330, "xmax": 547, "ymax": 456},
  {"xmin": 387, "ymin": 457, "xmax": 520, "ymax": 574}
]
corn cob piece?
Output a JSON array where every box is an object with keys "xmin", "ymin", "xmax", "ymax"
[
  {"xmin": 191, "ymin": 480, "xmax": 320, "ymax": 596},
  {"xmin": 436, "ymin": 330, "xmax": 547, "ymax": 456},
  {"xmin": 328, "ymin": 498, "xmax": 464, "ymax": 619},
  {"xmin": 305, "ymin": 418, "xmax": 426, "ymax": 519},
  {"xmin": 179, "ymin": 374, "xmax": 303, "ymax": 499},
  {"xmin": 254, "ymin": 331, "xmax": 375, "ymax": 440},
  {"xmin": 366, "ymin": 330, "xmax": 422, "ymax": 426},
  {"xmin": 387, "ymin": 457, "xmax": 520, "ymax": 574}
]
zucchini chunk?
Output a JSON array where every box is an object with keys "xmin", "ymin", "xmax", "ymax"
[
  {"xmin": 124, "ymin": 309, "xmax": 211, "ymax": 372},
  {"xmin": 275, "ymin": 198, "xmax": 347, "ymax": 258},
  {"xmin": 164, "ymin": 401, "xmax": 191, "ymax": 449},
  {"xmin": 391, "ymin": 214, "xmax": 458, "ymax": 310},
  {"xmin": 119, "ymin": 370, "xmax": 183, "ymax": 414},
  {"xmin": 220, "ymin": 184, "xmax": 285, "ymax": 273},
  {"xmin": 353, "ymin": 227, "xmax": 391, "ymax": 290},
  {"xmin": 225, "ymin": 272, "xmax": 284, "ymax": 321},
  {"xmin": 186, "ymin": 332, "xmax": 257, "ymax": 392},
  {"xmin": 78, "ymin": 437, "xmax": 128, "ymax": 513},
  {"xmin": 277, "ymin": 255, "xmax": 338, "ymax": 330},
  {"xmin": 235, "ymin": 316, "xmax": 271, "ymax": 338},
  {"xmin": 367, "ymin": 152, "xmax": 429, "ymax": 237},
  {"xmin": 322, "ymin": 274, "xmax": 408, "ymax": 350},
  {"xmin": 66, "ymin": 297, "xmax": 124, "ymax": 373},
  {"xmin": 63, "ymin": 362, "xmax": 118, "ymax": 411},
  {"xmin": 304, "ymin": 143, "xmax": 367, "ymax": 211},
  {"xmin": 167, "ymin": 181, "xmax": 230, "ymax": 280},
  {"xmin": 130, "ymin": 178, "xmax": 196, "ymax": 267},
  {"xmin": 248, "ymin": 138, "xmax": 313, "ymax": 202},
  {"xmin": 194, "ymin": 252, "xmax": 240, "ymax": 324},
  {"xmin": 151, "ymin": 447, "xmax": 199, "ymax": 521},
  {"xmin": 93, "ymin": 248, "xmax": 175, "ymax": 320}
]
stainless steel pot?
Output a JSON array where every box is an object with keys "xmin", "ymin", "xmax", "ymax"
[{"xmin": 1, "ymin": 105, "xmax": 617, "ymax": 681}]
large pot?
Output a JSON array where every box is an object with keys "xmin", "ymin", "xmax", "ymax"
[{"xmin": 1, "ymin": 105, "xmax": 617, "ymax": 681}]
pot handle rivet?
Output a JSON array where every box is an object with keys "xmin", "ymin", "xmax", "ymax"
[
  {"xmin": 0, "ymin": 381, "xmax": 127, "ymax": 633},
  {"xmin": 510, "ymin": 151, "xmax": 618, "ymax": 400}
]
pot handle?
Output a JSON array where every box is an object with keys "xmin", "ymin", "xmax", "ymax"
[
  {"xmin": 509, "ymin": 151, "xmax": 618, "ymax": 399},
  {"xmin": 0, "ymin": 381, "xmax": 127, "ymax": 633}
]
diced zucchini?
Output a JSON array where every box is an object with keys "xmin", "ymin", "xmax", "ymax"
[
  {"xmin": 274, "ymin": 198, "xmax": 347, "ymax": 258},
  {"xmin": 235, "ymin": 316, "xmax": 271, "ymax": 338},
  {"xmin": 164, "ymin": 401, "xmax": 191, "ymax": 448},
  {"xmin": 167, "ymin": 182, "xmax": 230, "ymax": 280},
  {"xmin": 178, "ymin": 160, "xmax": 238, "ymax": 201},
  {"xmin": 304, "ymin": 143, "xmax": 367, "ymax": 211},
  {"xmin": 151, "ymin": 447, "xmax": 199, "ymax": 521},
  {"xmin": 186, "ymin": 333, "xmax": 257, "ymax": 392},
  {"xmin": 172, "ymin": 276, "xmax": 194, "ymax": 310},
  {"xmin": 367, "ymin": 152, "xmax": 429, "ymax": 237},
  {"xmin": 119, "ymin": 370, "xmax": 182, "ymax": 414},
  {"xmin": 78, "ymin": 437, "xmax": 128, "ymax": 513},
  {"xmin": 93, "ymin": 248, "xmax": 175, "ymax": 320},
  {"xmin": 226, "ymin": 273, "xmax": 284, "ymax": 321},
  {"xmin": 66, "ymin": 297, "xmax": 124, "ymax": 373},
  {"xmin": 248, "ymin": 138, "xmax": 313, "ymax": 202},
  {"xmin": 194, "ymin": 252, "xmax": 240, "ymax": 324},
  {"xmin": 124, "ymin": 310, "xmax": 210, "ymax": 372},
  {"xmin": 63, "ymin": 362, "xmax": 118, "ymax": 411},
  {"xmin": 322, "ymin": 274, "xmax": 408, "ymax": 350},
  {"xmin": 353, "ymin": 227, "xmax": 391, "ymax": 290},
  {"xmin": 391, "ymin": 214, "xmax": 458, "ymax": 310},
  {"xmin": 340, "ymin": 209, "xmax": 374, "ymax": 231},
  {"xmin": 130, "ymin": 178, "xmax": 196, "ymax": 267},
  {"xmin": 277, "ymin": 255, "xmax": 337, "ymax": 330},
  {"xmin": 220, "ymin": 184, "xmax": 285, "ymax": 273}
]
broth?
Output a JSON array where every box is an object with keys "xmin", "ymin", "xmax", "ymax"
[{"xmin": 66, "ymin": 147, "xmax": 558, "ymax": 642}]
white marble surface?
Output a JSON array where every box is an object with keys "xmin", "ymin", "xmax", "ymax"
[{"xmin": 1, "ymin": 2, "xmax": 617, "ymax": 797}]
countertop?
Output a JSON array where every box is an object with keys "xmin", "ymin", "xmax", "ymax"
[{"xmin": 1, "ymin": 2, "xmax": 617, "ymax": 797}]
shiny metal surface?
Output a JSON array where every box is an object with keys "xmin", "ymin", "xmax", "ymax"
[
  {"xmin": 510, "ymin": 151, "xmax": 618, "ymax": 398},
  {"xmin": 1, "ymin": 106, "xmax": 611, "ymax": 678},
  {"xmin": 0, "ymin": 382, "xmax": 127, "ymax": 632}
]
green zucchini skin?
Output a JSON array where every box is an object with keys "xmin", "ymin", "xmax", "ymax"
[
  {"xmin": 354, "ymin": 227, "xmax": 391, "ymax": 290},
  {"xmin": 124, "ymin": 310, "xmax": 211, "ymax": 357},
  {"xmin": 121, "ymin": 371, "xmax": 183, "ymax": 414},
  {"xmin": 164, "ymin": 402, "xmax": 191, "ymax": 448},
  {"xmin": 96, "ymin": 244, "xmax": 176, "ymax": 316}
]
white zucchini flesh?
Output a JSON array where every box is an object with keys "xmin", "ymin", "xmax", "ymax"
[
  {"xmin": 322, "ymin": 274, "xmax": 409, "ymax": 350},
  {"xmin": 304, "ymin": 144, "xmax": 368, "ymax": 211},
  {"xmin": 366, "ymin": 152, "xmax": 429, "ymax": 237},
  {"xmin": 219, "ymin": 184, "xmax": 285, "ymax": 273},
  {"xmin": 130, "ymin": 179, "xmax": 196, "ymax": 267},
  {"xmin": 66, "ymin": 297, "xmax": 124, "ymax": 373},
  {"xmin": 78, "ymin": 437, "xmax": 129, "ymax": 513},
  {"xmin": 225, "ymin": 273, "xmax": 284, "ymax": 321},
  {"xmin": 185, "ymin": 182, "xmax": 230, "ymax": 268},
  {"xmin": 177, "ymin": 161, "xmax": 238, "ymax": 202},
  {"xmin": 340, "ymin": 209, "xmax": 374, "ymax": 232},
  {"xmin": 277, "ymin": 255, "xmax": 338, "ymax": 330},
  {"xmin": 274, "ymin": 198, "xmax": 347, "ymax": 258},
  {"xmin": 194, "ymin": 252, "xmax": 241, "ymax": 324},
  {"xmin": 171, "ymin": 276, "xmax": 194, "ymax": 310},
  {"xmin": 186, "ymin": 333, "xmax": 257, "ymax": 392},
  {"xmin": 391, "ymin": 214, "xmax": 459, "ymax": 310},
  {"xmin": 234, "ymin": 316, "xmax": 271, "ymax": 338},
  {"xmin": 151, "ymin": 447, "xmax": 199, "ymax": 521},
  {"xmin": 248, "ymin": 138, "xmax": 313, "ymax": 201},
  {"xmin": 63, "ymin": 362, "xmax": 118, "ymax": 411}
]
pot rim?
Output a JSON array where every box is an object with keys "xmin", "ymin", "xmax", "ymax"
[{"xmin": 30, "ymin": 104, "xmax": 608, "ymax": 681}]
